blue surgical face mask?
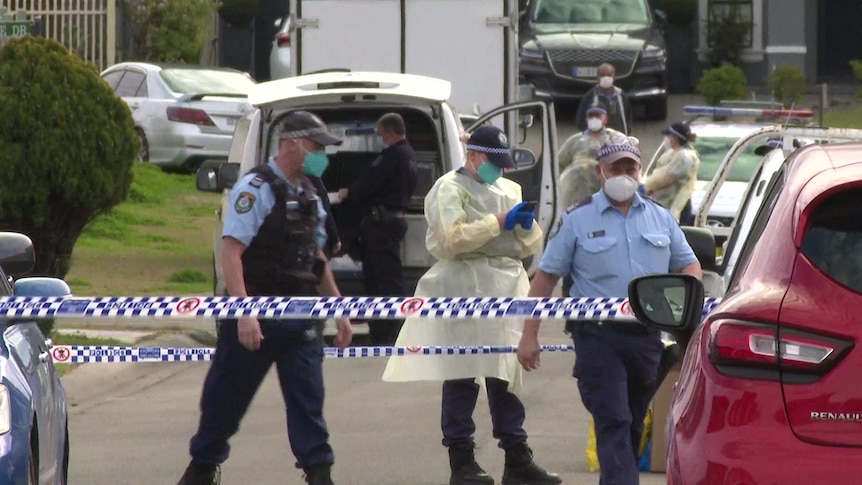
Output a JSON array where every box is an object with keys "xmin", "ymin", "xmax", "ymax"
[
  {"xmin": 477, "ymin": 161, "xmax": 503, "ymax": 185},
  {"xmin": 301, "ymin": 144, "xmax": 329, "ymax": 177}
]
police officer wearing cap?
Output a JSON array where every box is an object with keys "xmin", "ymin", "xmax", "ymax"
[
  {"xmin": 384, "ymin": 126, "xmax": 561, "ymax": 485},
  {"xmin": 337, "ymin": 113, "xmax": 417, "ymax": 345},
  {"xmin": 178, "ymin": 111, "xmax": 353, "ymax": 485},
  {"xmin": 518, "ymin": 139, "xmax": 701, "ymax": 485},
  {"xmin": 645, "ymin": 122, "xmax": 700, "ymax": 225}
]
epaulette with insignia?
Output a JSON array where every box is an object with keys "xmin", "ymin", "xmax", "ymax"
[
  {"xmin": 565, "ymin": 195, "xmax": 593, "ymax": 214},
  {"xmin": 249, "ymin": 175, "xmax": 265, "ymax": 188}
]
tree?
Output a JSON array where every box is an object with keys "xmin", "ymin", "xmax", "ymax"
[
  {"xmin": 126, "ymin": 0, "xmax": 221, "ymax": 63},
  {"xmin": 0, "ymin": 36, "xmax": 139, "ymax": 277}
]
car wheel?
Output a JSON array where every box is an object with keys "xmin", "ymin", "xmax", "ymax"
[
  {"xmin": 644, "ymin": 96, "xmax": 668, "ymax": 121},
  {"xmin": 136, "ymin": 128, "xmax": 149, "ymax": 162}
]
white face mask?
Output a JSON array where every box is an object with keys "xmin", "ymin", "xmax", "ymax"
[
  {"xmin": 601, "ymin": 169, "xmax": 639, "ymax": 202},
  {"xmin": 587, "ymin": 118, "xmax": 603, "ymax": 132},
  {"xmin": 599, "ymin": 76, "xmax": 614, "ymax": 89}
]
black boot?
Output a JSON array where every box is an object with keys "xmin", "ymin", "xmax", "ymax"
[
  {"xmin": 177, "ymin": 461, "xmax": 220, "ymax": 485},
  {"xmin": 449, "ymin": 444, "xmax": 495, "ymax": 485},
  {"xmin": 501, "ymin": 443, "xmax": 561, "ymax": 485},
  {"xmin": 304, "ymin": 463, "xmax": 335, "ymax": 485}
]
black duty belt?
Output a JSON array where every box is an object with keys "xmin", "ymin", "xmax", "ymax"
[
  {"xmin": 368, "ymin": 206, "xmax": 406, "ymax": 221},
  {"xmin": 566, "ymin": 319, "xmax": 654, "ymax": 336}
]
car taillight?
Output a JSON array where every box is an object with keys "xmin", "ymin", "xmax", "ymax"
[
  {"xmin": 707, "ymin": 320, "xmax": 852, "ymax": 378},
  {"xmin": 277, "ymin": 32, "xmax": 291, "ymax": 47},
  {"xmin": 166, "ymin": 107, "xmax": 215, "ymax": 126}
]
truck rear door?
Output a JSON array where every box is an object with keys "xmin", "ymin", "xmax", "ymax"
[
  {"xmin": 290, "ymin": 0, "xmax": 516, "ymax": 117},
  {"xmin": 290, "ymin": 0, "xmax": 402, "ymax": 75}
]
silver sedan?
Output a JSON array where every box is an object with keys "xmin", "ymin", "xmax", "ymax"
[{"xmin": 100, "ymin": 62, "xmax": 256, "ymax": 172}]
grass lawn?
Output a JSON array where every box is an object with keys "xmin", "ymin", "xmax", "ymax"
[
  {"xmin": 65, "ymin": 163, "xmax": 221, "ymax": 297},
  {"xmin": 822, "ymin": 106, "xmax": 862, "ymax": 129}
]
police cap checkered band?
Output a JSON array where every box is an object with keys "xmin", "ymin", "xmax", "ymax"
[
  {"xmin": 465, "ymin": 144, "xmax": 511, "ymax": 155},
  {"xmin": 597, "ymin": 142, "xmax": 641, "ymax": 164},
  {"xmin": 277, "ymin": 111, "xmax": 343, "ymax": 146},
  {"xmin": 466, "ymin": 126, "xmax": 515, "ymax": 169}
]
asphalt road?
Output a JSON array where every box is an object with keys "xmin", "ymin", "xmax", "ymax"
[{"xmin": 59, "ymin": 95, "xmax": 700, "ymax": 484}]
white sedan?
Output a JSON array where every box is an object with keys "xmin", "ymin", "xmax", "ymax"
[{"xmin": 100, "ymin": 62, "xmax": 256, "ymax": 172}]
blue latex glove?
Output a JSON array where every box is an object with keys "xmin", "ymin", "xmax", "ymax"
[
  {"xmin": 504, "ymin": 202, "xmax": 535, "ymax": 230},
  {"xmin": 637, "ymin": 184, "xmax": 647, "ymax": 195}
]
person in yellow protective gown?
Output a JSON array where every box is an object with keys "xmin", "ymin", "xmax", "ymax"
[
  {"xmin": 644, "ymin": 122, "xmax": 700, "ymax": 223},
  {"xmin": 383, "ymin": 126, "xmax": 561, "ymax": 485}
]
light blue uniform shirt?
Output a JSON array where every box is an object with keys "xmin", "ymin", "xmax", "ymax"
[
  {"xmin": 540, "ymin": 190, "xmax": 697, "ymax": 298},
  {"xmin": 223, "ymin": 158, "xmax": 328, "ymax": 249}
]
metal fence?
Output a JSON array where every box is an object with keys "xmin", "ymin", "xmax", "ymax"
[{"xmin": 0, "ymin": 0, "xmax": 115, "ymax": 71}]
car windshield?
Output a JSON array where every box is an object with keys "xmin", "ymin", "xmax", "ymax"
[
  {"xmin": 531, "ymin": 0, "xmax": 649, "ymax": 24},
  {"xmin": 693, "ymin": 137, "xmax": 761, "ymax": 183},
  {"xmin": 159, "ymin": 69, "xmax": 255, "ymax": 95}
]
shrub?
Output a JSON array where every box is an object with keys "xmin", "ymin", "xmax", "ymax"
[
  {"xmin": 662, "ymin": 0, "xmax": 698, "ymax": 26},
  {"xmin": 696, "ymin": 65, "xmax": 749, "ymax": 106},
  {"xmin": 0, "ymin": 36, "xmax": 139, "ymax": 277},
  {"xmin": 766, "ymin": 65, "xmax": 807, "ymax": 108},
  {"xmin": 850, "ymin": 60, "xmax": 862, "ymax": 98},
  {"xmin": 126, "ymin": 0, "xmax": 220, "ymax": 63}
]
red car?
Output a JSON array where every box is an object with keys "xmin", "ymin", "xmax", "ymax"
[{"xmin": 628, "ymin": 142, "xmax": 862, "ymax": 484}]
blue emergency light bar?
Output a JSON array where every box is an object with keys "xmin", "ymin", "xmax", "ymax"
[{"xmin": 683, "ymin": 105, "xmax": 815, "ymax": 118}]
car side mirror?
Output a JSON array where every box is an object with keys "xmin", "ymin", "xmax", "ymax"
[
  {"xmin": 14, "ymin": 277, "xmax": 72, "ymax": 297},
  {"xmin": 627, "ymin": 274, "xmax": 704, "ymax": 334},
  {"xmin": 513, "ymin": 148, "xmax": 536, "ymax": 168},
  {"xmin": 654, "ymin": 9, "xmax": 667, "ymax": 25},
  {"xmin": 0, "ymin": 232, "xmax": 35, "ymax": 276},
  {"xmin": 196, "ymin": 162, "xmax": 240, "ymax": 192},
  {"xmin": 681, "ymin": 226, "xmax": 717, "ymax": 272}
]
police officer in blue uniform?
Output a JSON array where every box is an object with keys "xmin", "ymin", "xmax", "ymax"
[
  {"xmin": 517, "ymin": 140, "xmax": 702, "ymax": 485},
  {"xmin": 177, "ymin": 111, "xmax": 353, "ymax": 485},
  {"xmin": 337, "ymin": 112, "xmax": 417, "ymax": 345}
]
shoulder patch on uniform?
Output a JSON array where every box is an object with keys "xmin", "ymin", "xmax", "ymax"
[
  {"xmin": 234, "ymin": 192, "xmax": 256, "ymax": 214},
  {"xmin": 548, "ymin": 217, "xmax": 564, "ymax": 240},
  {"xmin": 566, "ymin": 195, "xmax": 593, "ymax": 214},
  {"xmin": 249, "ymin": 175, "xmax": 265, "ymax": 188}
]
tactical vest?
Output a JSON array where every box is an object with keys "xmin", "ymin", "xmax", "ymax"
[{"xmin": 241, "ymin": 165, "xmax": 322, "ymax": 296}]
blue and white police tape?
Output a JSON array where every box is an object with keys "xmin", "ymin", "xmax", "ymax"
[
  {"xmin": 0, "ymin": 295, "xmax": 723, "ymax": 321},
  {"xmin": 48, "ymin": 344, "xmax": 578, "ymax": 364}
]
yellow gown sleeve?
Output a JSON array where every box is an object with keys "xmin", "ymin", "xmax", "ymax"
[{"xmin": 425, "ymin": 178, "xmax": 501, "ymax": 259}]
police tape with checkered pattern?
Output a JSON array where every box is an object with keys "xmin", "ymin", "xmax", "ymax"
[
  {"xmin": 0, "ymin": 295, "xmax": 722, "ymax": 320},
  {"xmin": 47, "ymin": 344, "xmax": 583, "ymax": 364}
]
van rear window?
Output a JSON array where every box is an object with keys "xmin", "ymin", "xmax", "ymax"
[{"xmin": 800, "ymin": 189, "xmax": 862, "ymax": 292}]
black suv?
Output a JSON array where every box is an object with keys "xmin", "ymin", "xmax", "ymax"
[{"xmin": 518, "ymin": 0, "xmax": 668, "ymax": 120}]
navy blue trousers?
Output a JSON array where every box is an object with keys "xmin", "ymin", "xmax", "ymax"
[
  {"xmin": 360, "ymin": 218, "xmax": 408, "ymax": 344},
  {"xmin": 571, "ymin": 323, "xmax": 663, "ymax": 485},
  {"xmin": 189, "ymin": 319, "xmax": 333, "ymax": 469},
  {"xmin": 441, "ymin": 378, "xmax": 529, "ymax": 450}
]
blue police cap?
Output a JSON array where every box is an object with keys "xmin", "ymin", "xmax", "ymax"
[{"xmin": 465, "ymin": 126, "xmax": 515, "ymax": 169}]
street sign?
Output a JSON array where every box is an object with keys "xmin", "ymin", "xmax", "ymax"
[{"xmin": 0, "ymin": 21, "xmax": 32, "ymax": 38}]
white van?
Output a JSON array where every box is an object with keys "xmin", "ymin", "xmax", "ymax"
[{"xmin": 197, "ymin": 71, "xmax": 561, "ymax": 296}]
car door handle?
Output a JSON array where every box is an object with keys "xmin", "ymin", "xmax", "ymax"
[
  {"xmin": 129, "ymin": 103, "xmax": 140, "ymax": 110},
  {"xmin": 39, "ymin": 352, "xmax": 51, "ymax": 363}
]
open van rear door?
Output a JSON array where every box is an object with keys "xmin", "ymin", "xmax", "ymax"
[{"xmin": 467, "ymin": 100, "xmax": 559, "ymax": 275}]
